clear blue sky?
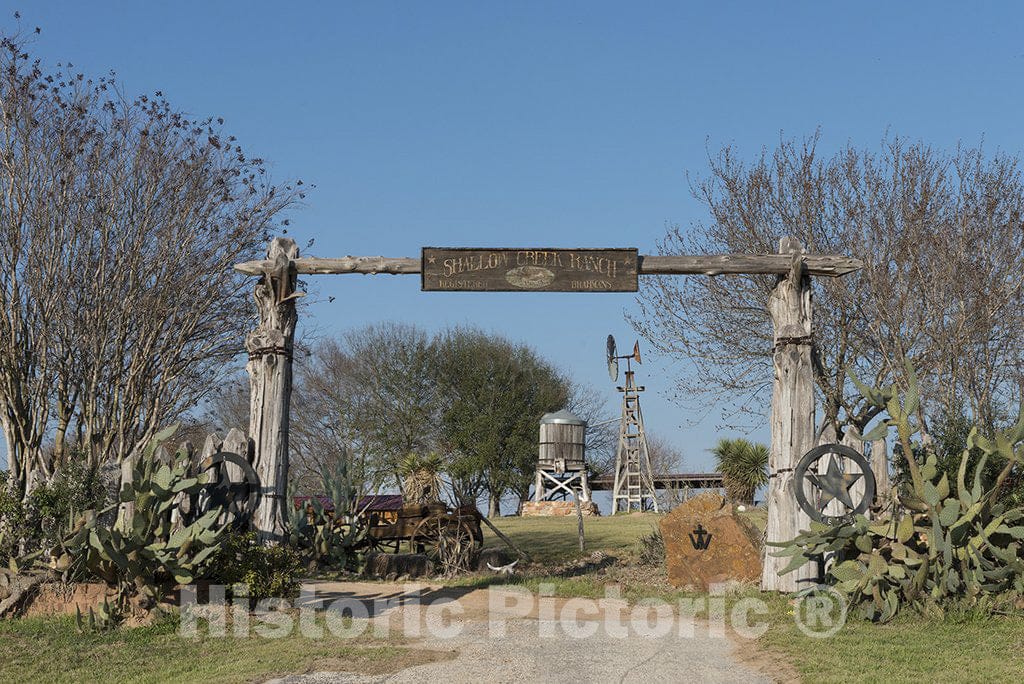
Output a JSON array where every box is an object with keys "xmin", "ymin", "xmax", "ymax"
[{"xmin": 2, "ymin": 2, "xmax": 1022, "ymax": 472}]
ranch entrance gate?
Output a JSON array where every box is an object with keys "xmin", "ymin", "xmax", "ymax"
[{"xmin": 234, "ymin": 236, "xmax": 861, "ymax": 592}]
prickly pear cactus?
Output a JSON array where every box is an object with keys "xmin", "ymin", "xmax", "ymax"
[
  {"xmin": 58, "ymin": 425, "xmax": 230, "ymax": 603},
  {"xmin": 772, "ymin": 361, "xmax": 1024, "ymax": 621}
]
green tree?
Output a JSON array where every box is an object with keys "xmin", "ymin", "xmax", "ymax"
[
  {"xmin": 434, "ymin": 328, "xmax": 569, "ymax": 515},
  {"xmin": 711, "ymin": 437, "xmax": 769, "ymax": 504}
]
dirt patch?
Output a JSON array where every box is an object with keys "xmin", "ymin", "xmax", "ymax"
[
  {"xmin": 309, "ymin": 647, "xmax": 457, "ymax": 676},
  {"xmin": 735, "ymin": 638, "xmax": 801, "ymax": 683}
]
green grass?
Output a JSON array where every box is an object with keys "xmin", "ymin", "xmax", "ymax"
[
  {"xmin": 484, "ymin": 512, "xmax": 664, "ymax": 564},
  {"xmin": 0, "ymin": 613, "xmax": 449, "ymax": 684},
  {"xmin": 757, "ymin": 593, "xmax": 1024, "ymax": 683}
]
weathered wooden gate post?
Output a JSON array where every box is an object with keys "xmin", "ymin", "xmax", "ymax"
[
  {"xmin": 761, "ymin": 237, "xmax": 817, "ymax": 591},
  {"xmin": 246, "ymin": 237, "xmax": 299, "ymax": 544}
]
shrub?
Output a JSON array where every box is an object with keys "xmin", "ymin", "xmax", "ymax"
[
  {"xmin": 0, "ymin": 460, "xmax": 108, "ymax": 566},
  {"xmin": 636, "ymin": 526, "xmax": 665, "ymax": 566},
  {"xmin": 210, "ymin": 532, "xmax": 302, "ymax": 602}
]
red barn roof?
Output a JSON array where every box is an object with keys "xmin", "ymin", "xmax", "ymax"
[
  {"xmin": 357, "ymin": 494, "xmax": 404, "ymax": 512},
  {"xmin": 292, "ymin": 494, "xmax": 404, "ymax": 512}
]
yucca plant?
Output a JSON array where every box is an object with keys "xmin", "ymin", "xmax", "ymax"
[
  {"xmin": 398, "ymin": 453, "xmax": 444, "ymax": 504},
  {"xmin": 711, "ymin": 438, "xmax": 769, "ymax": 504}
]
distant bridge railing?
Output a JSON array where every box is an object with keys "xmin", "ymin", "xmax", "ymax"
[{"xmin": 588, "ymin": 472, "xmax": 724, "ymax": 492}]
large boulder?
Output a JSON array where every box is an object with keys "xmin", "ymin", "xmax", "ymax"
[{"xmin": 659, "ymin": 492, "xmax": 762, "ymax": 591}]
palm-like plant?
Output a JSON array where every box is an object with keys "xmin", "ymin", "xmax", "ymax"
[
  {"xmin": 398, "ymin": 453, "xmax": 444, "ymax": 504},
  {"xmin": 711, "ymin": 438, "xmax": 769, "ymax": 504}
]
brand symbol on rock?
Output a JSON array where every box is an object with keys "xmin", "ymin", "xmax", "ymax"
[{"xmin": 689, "ymin": 524, "xmax": 712, "ymax": 551}]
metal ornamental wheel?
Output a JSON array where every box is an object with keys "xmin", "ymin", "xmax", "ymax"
[
  {"xmin": 191, "ymin": 451, "xmax": 261, "ymax": 526},
  {"xmin": 794, "ymin": 443, "xmax": 876, "ymax": 525},
  {"xmin": 411, "ymin": 514, "xmax": 477, "ymax": 575}
]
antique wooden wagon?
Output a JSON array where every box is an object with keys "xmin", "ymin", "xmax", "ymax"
[
  {"xmin": 363, "ymin": 502, "xmax": 483, "ymax": 569},
  {"xmin": 295, "ymin": 494, "xmax": 486, "ymax": 573}
]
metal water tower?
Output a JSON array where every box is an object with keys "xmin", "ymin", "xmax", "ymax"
[{"xmin": 532, "ymin": 409, "xmax": 591, "ymax": 502}]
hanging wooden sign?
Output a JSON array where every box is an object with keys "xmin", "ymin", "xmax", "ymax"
[{"xmin": 421, "ymin": 247, "xmax": 639, "ymax": 292}]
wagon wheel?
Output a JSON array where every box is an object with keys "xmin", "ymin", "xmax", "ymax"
[
  {"xmin": 411, "ymin": 514, "xmax": 476, "ymax": 575},
  {"xmin": 191, "ymin": 451, "xmax": 261, "ymax": 527},
  {"xmin": 364, "ymin": 533, "xmax": 401, "ymax": 554},
  {"xmin": 378, "ymin": 538, "xmax": 403, "ymax": 554}
]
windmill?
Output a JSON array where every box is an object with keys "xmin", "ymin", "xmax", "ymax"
[{"xmin": 606, "ymin": 335, "xmax": 659, "ymax": 513}]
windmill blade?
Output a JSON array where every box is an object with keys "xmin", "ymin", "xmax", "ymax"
[{"xmin": 606, "ymin": 334, "xmax": 619, "ymax": 381}]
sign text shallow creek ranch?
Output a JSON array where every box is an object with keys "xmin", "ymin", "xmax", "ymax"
[{"xmin": 421, "ymin": 248, "xmax": 639, "ymax": 292}]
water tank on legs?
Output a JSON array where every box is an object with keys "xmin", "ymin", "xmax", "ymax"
[{"xmin": 538, "ymin": 409, "xmax": 586, "ymax": 473}]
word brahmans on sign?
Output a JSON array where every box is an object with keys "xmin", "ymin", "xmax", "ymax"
[{"xmin": 421, "ymin": 248, "xmax": 639, "ymax": 293}]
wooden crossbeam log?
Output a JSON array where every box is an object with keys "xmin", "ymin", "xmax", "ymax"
[{"xmin": 235, "ymin": 253, "xmax": 862, "ymax": 278}]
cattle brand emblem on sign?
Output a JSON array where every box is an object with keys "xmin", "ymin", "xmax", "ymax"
[
  {"xmin": 689, "ymin": 524, "xmax": 712, "ymax": 551},
  {"xmin": 421, "ymin": 247, "xmax": 639, "ymax": 292}
]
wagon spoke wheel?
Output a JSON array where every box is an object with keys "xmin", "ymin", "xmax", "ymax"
[
  {"xmin": 412, "ymin": 514, "xmax": 476, "ymax": 575},
  {"xmin": 365, "ymin": 533, "xmax": 400, "ymax": 554}
]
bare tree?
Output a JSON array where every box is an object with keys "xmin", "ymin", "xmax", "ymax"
[
  {"xmin": 292, "ymin": 324, "xmax": 440, "ymax": 495},
  {"xmin": 0, "ymin": 33, "xmax": 299, "ymax": 500},
  {"xmin": 289, "ymin": 340, "xmax": 395, "ymax": 496},
  {"xmin": 646, "ymin": 431, "xmax": 685, "ymax": 476},
  {"xmin": 645, "ymin": 431, "xmax": 688, "ymax": 509},
  {"xmin": 566, "ymin": 381, "xmax": 617, "ymax": 477},
  {"xmin": 631, "ymin": 133, "xmax": 1024, "ymax": 438}
]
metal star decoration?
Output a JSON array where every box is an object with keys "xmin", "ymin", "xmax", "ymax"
[{"xmin": 807, "ymin": 455, "xmax": 862, "ymax": 511}]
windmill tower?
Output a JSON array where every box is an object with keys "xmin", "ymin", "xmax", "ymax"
[{"xmin": 607, "ymin": 335, "xmax": 659, "ymax": 513}]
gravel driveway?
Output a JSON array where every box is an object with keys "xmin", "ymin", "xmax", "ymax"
[{"xmin": 267, "ymin": 581, "xmax": 773, "ymax": 684}]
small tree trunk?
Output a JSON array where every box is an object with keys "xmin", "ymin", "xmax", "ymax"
[
  {"xmin": 247, "ymin": 238, "xmax": 300, "ymax": 545},
  {"xmin": 575, "ymin": 496, "xmax": 585, "ymax": 552},
  {"xmin": 871, "ymin": 438, "xmax": 891, "ymax": 507},
  {"xmin": 115, "ymin": 450, "xmax": 137, "ymax": 532},
  {"xmin": 487, "ymin": 492, "xmax": 501, "ymax": 518}
]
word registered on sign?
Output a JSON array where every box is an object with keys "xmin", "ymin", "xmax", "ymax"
[{"xmin": 421, "ymin": 247, "xmax": 639, "ymax": 293}]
